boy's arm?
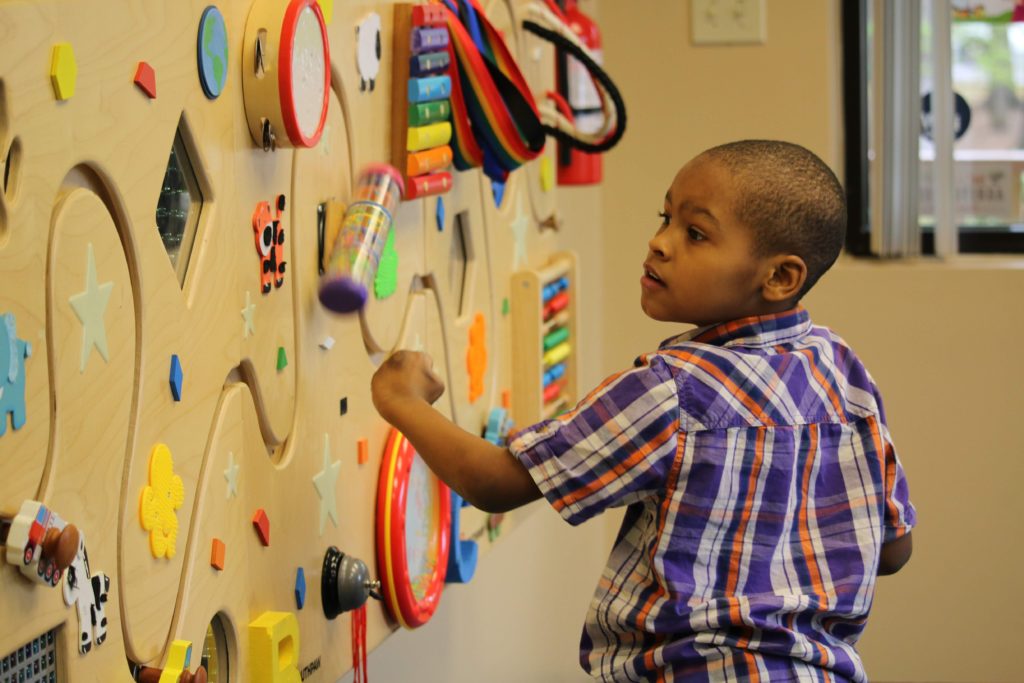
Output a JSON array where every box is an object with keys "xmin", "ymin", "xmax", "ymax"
[
  {"xmin": 878, "ymin": 531, "xmax": 912, "ymax": 575},
  {"xmin": 371, "ymin": 350, "xmax": 542, "ymax": 513}
]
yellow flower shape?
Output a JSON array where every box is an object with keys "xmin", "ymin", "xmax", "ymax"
[{"xmin": 139, "ymin": 443, "xmax": 185, "ymax": 559}]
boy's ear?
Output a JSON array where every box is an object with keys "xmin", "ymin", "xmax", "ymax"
[{"xmin": 762, "ymin": 254, "xmax": 807, "ymax": 302}]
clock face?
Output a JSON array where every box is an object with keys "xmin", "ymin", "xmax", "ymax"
[{"xmin": 280, "ymin": 0, "xmax": 329, "ymax": 146}]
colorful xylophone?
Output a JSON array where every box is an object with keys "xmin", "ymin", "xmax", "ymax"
[{"xmin": 391, "ymin": 3, "xmax": 455, "ymax": 199}]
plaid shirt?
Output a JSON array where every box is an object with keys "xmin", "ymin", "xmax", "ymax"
[{"xmin": 509, "ymin": 307, "xmax": 915, "ymax": 682}]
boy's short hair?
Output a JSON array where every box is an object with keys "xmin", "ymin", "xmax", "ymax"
[{"xmin": 701, "ymin": 140, "xmax": 847, "ymax": 299}]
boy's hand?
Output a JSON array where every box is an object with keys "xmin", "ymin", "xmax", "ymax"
[{"xmin": 371, "ymin": 350, "xmax": 446, "ymax": 420}]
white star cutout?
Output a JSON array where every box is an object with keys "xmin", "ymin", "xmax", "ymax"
[
  {"xmin": 509, "ymin": 193, "xmax": 530, "ymax": 269},
  {"xmin": 68, "ymin": 243, "xmax": 114, "ymax": 373},
  {"xmin": 224, "ymin": 451, "xmax": 239, "ymax": 499},
  {"xmin": 312, "ymin": 434, "xmax": 341, "ymax": 535},
  {"xmin": 241, "ymin": 291, "xmax": 255, "ymax": 338}
]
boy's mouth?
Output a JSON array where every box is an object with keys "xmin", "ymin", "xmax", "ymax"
[{"xmin": 642, "ymin": 264, "xmax": 665, "ymax": 289}]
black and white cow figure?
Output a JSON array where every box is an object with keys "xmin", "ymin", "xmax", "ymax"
[{"xmin": 62, "ymin": 531, "xmax": 110, "ymax": 654}]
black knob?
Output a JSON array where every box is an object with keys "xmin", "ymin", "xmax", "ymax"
[{"xmin": 321, "ymin": 546, "xmax": 379, "ymax": 619}]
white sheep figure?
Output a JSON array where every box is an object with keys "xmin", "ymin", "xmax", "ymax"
[{"xmin": 356, "ymin": 13, "xmax": 382, "ymax": 92}]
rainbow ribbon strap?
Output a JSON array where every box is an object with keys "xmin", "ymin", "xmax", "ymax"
[{"xmin": 441, "ymin": 0, "xmax": 546, "ymax": 181}]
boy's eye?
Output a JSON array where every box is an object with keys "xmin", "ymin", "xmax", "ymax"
[
  {"xmin": 657, "ymin": 211, "xmax": 671, "ymax": 226},
  {"xmin": 687, "ymin": 226, "xmax": 707, "ymax": 242}
]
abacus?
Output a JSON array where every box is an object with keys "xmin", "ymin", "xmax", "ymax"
[
  {"xmin": 391, "ymin": 3, "xmax": 455, "ymax": 199},
  {"xmin": 510, "ymin": 252, "xmax": 578, "ymax": 427}
]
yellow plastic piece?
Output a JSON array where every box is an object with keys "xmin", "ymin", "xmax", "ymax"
[
  {"xmin": 467, "ymin": 313, "xmax": 487, "ymax": 403},
  {"xmin": 543, "ymin": 341, "xmax": 571, "ymax": 367},
  {"xmin": 317, "ymin": 0, "xmax": 333, "ymax": 24},
  {"xmin": 249, "ymin": 611, "xmax": 301, "ymax": 683},
  {"xmin": 139, "ymin": 443, "xmax": 185, "ymax": 559},
  {"xmin": 50, "ymin": 42, "xmax": 77, "ymax": 100},
  {"xmin": 158, "ymin": 640, "xmax": 193, "ymax": 683},
  {"xmin": 406, "ymin": 122, "xmax": 452, "ymax": 152},
  {"xmin": 540, "ymin": 156, "xmax": 554, "ymax": 192}
]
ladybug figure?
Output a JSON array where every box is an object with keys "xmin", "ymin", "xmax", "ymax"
[{"xmin": 253, "ymin": 194, "xmax": 287, "ymax": 293}]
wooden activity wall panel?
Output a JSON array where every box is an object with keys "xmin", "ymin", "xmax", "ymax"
[{"xmin": 0, "ymin": 0, "xmax": 578, "ymax": 680}]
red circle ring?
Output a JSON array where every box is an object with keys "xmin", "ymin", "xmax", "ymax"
[
  {"xmin": 376, "ymin": 428, "xmax": 451, "ymax": 628},
  {"xmin": 278, "ymin": 0, "xmax": 331, "ymax": 147}
]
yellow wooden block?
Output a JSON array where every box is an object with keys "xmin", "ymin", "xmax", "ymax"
[
  {"xmin": 317, "ymin": 0, "xmax": 333, "ymax": 24},
  {"xmin": 50, "ymin": 42, "xmax": 77, "ymax": 100},
  {"xmin": 540, "ymin": 156, "xmax": 554, "ymax": 192},
  {"xmin": 158, "ymin": 640, "xmax": 193, "ymax": 683},
  {"xmin": 406, "ymin": 122, "xmax": 452, "ymax": 152},
  {"xmin": 249, "ymin": 611, "xmax": 301, "ymax": 683}
]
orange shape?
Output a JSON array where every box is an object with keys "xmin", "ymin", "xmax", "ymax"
[
  {"xmin": 466, "ymin": 313, "xmax": 487, "ymax": 403},
  {"xmin": 134, "ymin": 61, "xmax": 156, "ymax": 98},
  {"xmin": 252, "ymin": 509, "xmax": 270, "ymax": 546},
  {"xmin": 357, "ymin": 438, "xmax": 369, "ymax": 465},
  {"xmin": 502, "ymin": 389, "xmax": 511, "ymax": 409},
  {"xmin": 210, "ymin": 538, "xmax": 225, "ymax": 570}
]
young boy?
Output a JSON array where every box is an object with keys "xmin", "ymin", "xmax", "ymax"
[{"xmin": 371, "ymin": 140, "xmax": 915, "ymax": 682}]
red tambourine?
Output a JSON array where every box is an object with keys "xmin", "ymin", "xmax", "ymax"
[
  {"xmin": 241, "ymin": 0, "xmax": 330, "ymax": 149},
  {"xmin": 375, "ymin": 428, "xmax": 451, "ymax": 629},
  {"xmin": 278, "ymin": 0, "xmax": 330, "ymax": 147}
]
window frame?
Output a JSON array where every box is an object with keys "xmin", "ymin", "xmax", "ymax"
[{"xmin": 841, "ymin": 0, "xmax": 1024, "ymax": 256}]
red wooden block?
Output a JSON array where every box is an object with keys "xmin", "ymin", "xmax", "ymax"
[
  {"xmin": 252, "ymin": 508, "xmax": 270, "ymax": 546},
  {"xmin": 412, "ymin": 4, "xmax": 446, "ymax": 26},
  {"xmin": 134, "ymin": 61, "xmax": 156, "ymax": 98},
  {"xmin": 210, "ymin": 538, "xmax": 225, "ymax": 570},
  {"xmin": 406, "ymin": 172, "xmax": 452, "ymax": 200}
]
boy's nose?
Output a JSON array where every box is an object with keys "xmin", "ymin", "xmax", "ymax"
[{"xmin": 648, "ymin": 235, "xmax": 667, "ymax": 259}]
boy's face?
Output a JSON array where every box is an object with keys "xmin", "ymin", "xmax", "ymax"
[{"xmin": 641, "ymin": 157, "xmax": 775, "ymax": 327}]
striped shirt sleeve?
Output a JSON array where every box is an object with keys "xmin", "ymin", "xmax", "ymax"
[
  {"xmin": 869, "ymin": 379, "xmax": 916, "ymax": 542},
  {"xmin": 881, "ymin": 425, "xmax": 916, "ymax": 542},
  {"xmin": 508, "ymin": 354, "xmax": 680, "ymax": 526}
]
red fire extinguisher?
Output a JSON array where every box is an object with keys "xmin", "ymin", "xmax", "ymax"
[{"xmin": 556, "ymin": 0, "xmax": 603, "ymax": 185}]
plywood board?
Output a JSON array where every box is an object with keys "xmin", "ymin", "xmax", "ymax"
[{"xmin": 0, "ymin": 1, "xmax": 572, "ymax": 680}]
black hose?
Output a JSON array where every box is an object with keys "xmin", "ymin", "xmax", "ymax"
[{"xmin": 521, "ymin": 19, "xmax": 627, "ymax": 153}]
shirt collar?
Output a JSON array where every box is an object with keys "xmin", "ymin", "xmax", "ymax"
[{"xmin": 659, "ymin": 306, "xmax": 811, "ymax": 350}]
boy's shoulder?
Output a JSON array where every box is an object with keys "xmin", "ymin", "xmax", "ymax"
[{"xmin": 642, "ymin": 322, "xmax": 885, "ymax": 430}]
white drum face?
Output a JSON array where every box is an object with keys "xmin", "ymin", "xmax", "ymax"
[
  {"xmin": 290, "ymin": 5, "xmax": 328, "ymax": 141},
  {"xmin": 404, "ymin": 453, "xmax": 436, "ymax": 602}
]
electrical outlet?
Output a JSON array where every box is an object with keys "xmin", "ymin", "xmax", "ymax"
[{"xmin": 690, "ymin": 0, "xmax": 767, "ymax": 45}]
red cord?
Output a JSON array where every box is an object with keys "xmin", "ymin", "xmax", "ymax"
[{"xmin": 352, "ymin": 605, "xmax": 368, "ymax": 683}]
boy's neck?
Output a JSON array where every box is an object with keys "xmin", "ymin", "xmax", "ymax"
[{"xmin": 683, "ymin": 300, "xmax": 801, "ymax": 329}]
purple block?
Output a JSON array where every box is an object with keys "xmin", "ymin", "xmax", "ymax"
[{"xmin": 411, "ymin": 26, "xmax": 449, "ymax": 53}]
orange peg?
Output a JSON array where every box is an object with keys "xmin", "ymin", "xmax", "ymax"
[{"xmin": 407, "ymin": 145, "xmax": 452, "ymax": 176}]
